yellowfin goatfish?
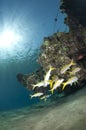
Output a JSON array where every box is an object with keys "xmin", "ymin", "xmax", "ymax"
[
  {"xmin": 62, "ymin": 76, "xmax": 78, "ymax": 90},
  {"xmin": 69, "ymin": 67, "xmax": 81, "ymax": 75},
  {"xmin": 60, "ymin": 59, "xmax": 76, "ymax": 74},
  {"xmin": 32, "ymin": 81, "xmax": 44, "ymax": 89},
  {"xmin": 30, "ymin": 92, "xmax": 43, "ymax": 99},
  {"xmin": 44, "ymin": 67, "xmax": 56, "ymax": 87},
  {"xmin": 50, "ymin": 79, "xmax": 64, "ymax": 94}
]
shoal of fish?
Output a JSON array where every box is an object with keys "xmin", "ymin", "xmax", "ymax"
[{"xmin": 30, "ymin": 59, "xmax": 81, "ymax": 101}]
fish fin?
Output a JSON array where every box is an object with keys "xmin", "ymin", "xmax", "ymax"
[
  {"xmin": 40, "ymin": 97, "xmax": 47, "ymax": 102},
  {"xmin": 70, "ymin": 83, "xmax": 73, "ymax": 86},
  {"xmin": 49, "ymin": 89, "xmax": 54, "ymax": 94},
  {"xmin": 74, "ymin": 81, "xmax": 78, "ymax": 85},
  {"xmin": 71, "ymin": 59, "xmax": 76, "ymax": 66},
  {"xmin": 31, "ymin": 84, "xmax": 36, "ymax": 90},
  {"xmin": 62, "ymin": 83, "xmax": 66, "ymax": 90},
  {"xmin": 44, "ymin": 98, "xmax": 47, "ymax": 102},
  {"xmin": 30, "ymin": 95, "xmax": 33, "ymax": 99},
  {"xmin": 48, "ymin": 80, "xmax": 53, "ymax": 88},
  {"xmin": 50, "ymin": 67, "xmax": 56, "ymax": 71}
]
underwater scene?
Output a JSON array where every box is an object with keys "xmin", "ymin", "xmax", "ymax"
[{"xmin": 0, "ymin": 0, "xmax": 86, "ymax": 130}]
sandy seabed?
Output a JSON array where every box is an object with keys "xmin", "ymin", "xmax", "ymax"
[{"xmin": 0, "ymin": 87, "xmax": 86, "ymax": 130}]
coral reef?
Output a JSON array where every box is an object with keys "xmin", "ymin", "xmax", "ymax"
[
  {"xmin": 16, "ymin": 0, "xmax": 86, "ymax": 98},
  {"xmin": 60, "ymin": 0, "xmax": 86, "ymax": 29}
]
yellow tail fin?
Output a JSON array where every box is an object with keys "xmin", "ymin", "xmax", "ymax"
[
  {"xmin": 62, "ymin": 83, "xmax": 67, "ymax": 90},
  {"xmin": 71, "ymin": 59, "xmax": 76, "ymax": 66},
  {"xmin": 50, "ymin": 67, "xmax": 56, "ymax": 71},
  {"xmin": 48, "ymin": 80, "xmax": 53, "ymax": 88}
]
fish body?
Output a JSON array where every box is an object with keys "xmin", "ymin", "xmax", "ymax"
[
  {"xmin": 50, "ymin": 79, "xmax": 64, "ymax": 94},
  {"xmin": 60, "ymin": 59, "xmax": 76, "ymax": 74},
  {"xmin": 30, "ymin": 92, "xmax": 43, "ymax": 98},
  {"xmin": 44, "ymin": 67, "xmax": 56, "ymax": 87},
  {"xmin": 69, "ymin": 67, "xmax": 81, "ymax": 75},
  {"xmin": 62, "ymin": 76, "xmax": 78, "ymax": 90},
  {"xmin": 32, "ymin": 81, "xmax": 44, "ymax": 89},
  {"xmin": 40, "ymin": 95, "xmax": 50, "ymax": 101}
]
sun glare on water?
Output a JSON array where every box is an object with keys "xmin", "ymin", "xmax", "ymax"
[
  {"xmin": 0, "ymin": 29, "xmax": 21, "ymax": 49},
  {"xmin": 0, "ymin": 27, "xmax": 24, "ymax": 60},
  {"xmin": 0, "ymin": 22, "xmax": 34, "ymax": 62}
]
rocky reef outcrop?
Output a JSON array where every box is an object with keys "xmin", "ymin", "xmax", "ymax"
[{"xmin": 16, "ymin": 0, "xmax": 86, "ymax": 97}]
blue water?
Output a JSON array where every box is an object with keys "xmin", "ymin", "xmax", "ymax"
[
  {"xmin": 0, "ymin": 0, "xmax": 68, "ymax": 111},
  {"xmin": 0, "ymin": 50, "xmax": 41, "ymax": 111}
]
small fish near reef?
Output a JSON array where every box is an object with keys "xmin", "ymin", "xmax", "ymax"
[
  {"xmin": 30, "ymin": 92, "xmax": 44, "ymax": 99},
  {"xmin": 50, "ymin": 78, "xmax": 64, "ymax": 94},
  {"xmin": 44, "ymin": 67, "xmax": 56, "ymax": 87},
  {"xmin": 69, "ymin": 67, "xmax": 81, "ymax": 75},
  {"xmin": 40, "ymin": 95, "xmax": 51, "ymax": 101},
  {"xmin": 62, "ymin": 76, "xmax": 78, "ymax": 90},
  {"xmin": 60, "ymin": 59, "xmax": 76, "ymax": 74},
  {"xmin": 32, "ymin": 81, "xmax": 44, "ymax": 89}
]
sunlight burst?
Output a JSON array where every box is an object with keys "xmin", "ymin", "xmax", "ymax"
[{"xmin": 0, "ymin": 29, "xmax": 21, "ymax": 49}]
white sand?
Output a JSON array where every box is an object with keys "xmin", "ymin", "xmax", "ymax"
[{"xmin": 0, "ymin": 87, "xmax": 86, "ymax": 130}]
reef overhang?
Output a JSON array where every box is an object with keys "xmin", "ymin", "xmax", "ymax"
[{"xmin": 16, "ymin": 0, "xmax": 86, "ymax": 98}]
